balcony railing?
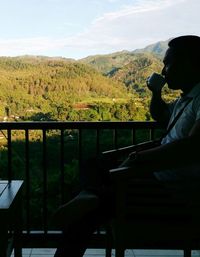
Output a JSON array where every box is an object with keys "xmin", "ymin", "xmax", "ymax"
[{"xmin": 0, "ymin": 121, "xmax": 163, "ymax": 248}]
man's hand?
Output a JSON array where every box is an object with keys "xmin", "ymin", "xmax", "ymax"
[{"xmin": 147, "ymin": 73, "xmax": 166, "ymax": 93}]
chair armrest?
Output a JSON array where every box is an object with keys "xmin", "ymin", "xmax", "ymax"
[
  {"xmin": 109, "ymin": 166, "xmax": 130, "ymax": 178},
  {"xmin": 101, "ymin": 146, "xmax": 136, "ymax": 160},
  {"xmin": 102, "ymin": 140, "xmax": 160, "ymax": 159}
]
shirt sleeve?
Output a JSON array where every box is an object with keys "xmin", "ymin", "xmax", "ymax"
[
  {"xmin": 167, "ymin": 99, "xmax": 178, "ymax": 115},
  {"xmin": 193, "ymin": 93, "xmax": 200, "ymax": 121}
]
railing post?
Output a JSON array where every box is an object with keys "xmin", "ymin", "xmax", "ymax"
[
  {"xmin": 60, "ymin": 128, "xmax": 65, "ymax": 204},
  {"xmin": 150, "ymin": 128, "xmax": 154, "ymax": 140},
  {"xmin": 77, "ymin": 127, "xmax": 83, "ymax": 189},
  {"xmin": 113, "ymin": 128, "xmax": 117, "ymax": 149},
  {"xmin": 7, "ymin": 129, "xmax": 12, "ymax": 182},
  {"xmin": 42, "ymin": 129, "xmax": 48, "ymax": 234},
  {"xmin": 131, "ymin": 128, "xmax": 136, "ymax": 145},
  {"xmin": 25, "ymin": 129, "xmax": 30, "ymax": 233},
  {"xmin": 96, "ymin": 128, "xmax": 100, "ymax": 156}
]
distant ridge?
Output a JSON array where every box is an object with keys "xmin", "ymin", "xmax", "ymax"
[
  {"xmin": 80, "ymin": 38, "xmax": 170, "ymax": 74},
  {"xmin": 133, "ymin": 38, "xmax": 172, "ymax": 58},
  {"xmin": 0, "ymin": 38, "xmax": 180, "ymax": 121},
  {"xmin": 16, "ymin": 55, "xmax": 75, "ymax": 62}
]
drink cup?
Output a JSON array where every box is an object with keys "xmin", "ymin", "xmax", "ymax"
[{"xmin": 147, "ymin": 73, "xmax": 166, "ymax": 91}]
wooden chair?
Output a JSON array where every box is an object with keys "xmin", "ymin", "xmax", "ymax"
[{"xmin": 109, "ymin": 165, "xmax": 200, "ymax": 257}]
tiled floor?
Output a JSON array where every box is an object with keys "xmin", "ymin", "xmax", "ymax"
[{"xmin": 11, "ymin": 249, "xmax": 200, "ymax": 257}]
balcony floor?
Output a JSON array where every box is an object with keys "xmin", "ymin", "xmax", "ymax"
[{"xmin": 11, "ymin": 249, "xmax": 200, "ymax": 257}]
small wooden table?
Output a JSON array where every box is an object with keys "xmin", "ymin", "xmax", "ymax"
[{"xmin": 0, "ymin": 180, "xmax": 24, "ymax": 257}]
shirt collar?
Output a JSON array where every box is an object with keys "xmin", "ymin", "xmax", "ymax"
[
  {"xmin": 186, "ymin": 82, "xmax": 200, "ymax": 98},
  {"xmin": 181, "ymin": 82, "xmax": 200, "ymax": 99}
]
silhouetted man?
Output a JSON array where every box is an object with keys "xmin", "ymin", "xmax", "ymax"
[{"xmin": 54, "ymin": 35, "xmax": 200, "ymax": 257}]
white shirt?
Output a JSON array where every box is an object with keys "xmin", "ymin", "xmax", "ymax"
[
  {"xmin": 155, "ymin": 82, "xmax": 200, "ymax": 182},
  {"xmin": 161, "ymin": 82, "xmax": 200, "ymax": 144}
]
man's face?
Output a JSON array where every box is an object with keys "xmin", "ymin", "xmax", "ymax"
[{"xmin": 161, "ymin": 47, "xmax": 193, "ymax": 92}]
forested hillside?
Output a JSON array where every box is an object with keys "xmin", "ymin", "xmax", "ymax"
[
  {"xmin": 80, "ymin": 38, "xmax": 170, "ymax": 74},
  {"xmin": 0, "ymin": 39, "xmax": 181, "ymax": 226},
  {"xmin": 0, "ymin": 40, "xmax": 180, "ymax": 217},
  {"xmin": 0, "ymin": 56, "xmax": 130, "ymax": 121},
  {"xmin": 81, "ymin": 50, "xmax": 179, "ymax": 108},
  {"xmin": 133, "ymin": 39, "xmax": 170, "ymax": 58},
  {"xmin": 0, "ymin": 39, "xmax": 179, "ymax": 122}
]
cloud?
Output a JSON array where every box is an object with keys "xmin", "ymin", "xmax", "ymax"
[
  {"xmin": 95, "ymin": 0, "xmax": 185, "ymax": 21},
  {"xmin": 0, "ymin": 38, "xmax": 61, "ymax": 56},
  {"xmin": 0, "ymin": 0, "xmax": 199, "ymax": 59},
  {"xmin": 70, "ymin": 0, "xmax": 200, "ymax": 56},
  {"xmin": 106, "ymin": 0, "xmax": 119, "ymax": 2}
]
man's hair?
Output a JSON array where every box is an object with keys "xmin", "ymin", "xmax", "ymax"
[{"xmin": 168, "ymin": 35, "xmax": 200, "ymax": 68}]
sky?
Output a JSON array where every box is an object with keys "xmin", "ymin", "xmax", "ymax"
[{"xmin": 0, "ymin": 0, "xmax": 199, "ymax": 59}]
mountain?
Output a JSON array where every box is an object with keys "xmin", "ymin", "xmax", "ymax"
[
  {"xmin": 80, "ymin": 39, "xmax": 170, "ymax": 75},
  {"xmin": 108, "ymin": 53, "xmax": 163, "ymax": 89},
  {"xmin": 0, "ymin": 56, "xmax": 127, "ymax": 119},
  {"xmin": 133, "ymin": 38, "xmax": 171, "ymax": 58},
  {"xmin": 18, "ymin": 55, "xmax": 75, "ymax": 63},
  {"xmin": 0, "ymin": 39, "xmax": 178, "ymax": 122},
  {"xmin": 80, "ymin": 50, "xmax": 135, "ymax": 75},
  {"xmin": 80, "ymin": 38, "xmax": 179, "ymax": 104},
  {"xmin": 80, "ymin": 51, "xmax": 164, "ymax": 91}
]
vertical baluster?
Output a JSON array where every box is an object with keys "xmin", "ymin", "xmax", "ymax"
[
  {"xmin": 42, "ymin": 129, "xmax": 47, "ymax": 234},
  {"xmin": 25, "ymin": 129, "xmax": 30, "ymax": 233},
  {"xmin": 78, "ymin": 128, "xmax": 83, "ymax": 175},
  {"xmin": 96, "ymin": 128, "xmax": 100, "ymax": 236},
  {"xmin": 150, "ymin": 128, "xmax": 154, "ymax": 140},
  {"xmin": 113, "ymin": 128, "xmax": 117, "ymax": 149},
  {"xmin": 60, "ymin": 129, "xmax": 65, "ymax": 204},
  {"xmin": 131, "ymin": 128, "xmax": 136, "ymax": 145},
  {"xmin": 7, "ymin": 129, "xmax": 12, "ymax": 182},
  {"xmin": 96, "ymin": 128, "xmax": 100, "ymax": 156}
]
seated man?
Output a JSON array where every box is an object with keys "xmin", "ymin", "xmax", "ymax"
[{"xmin": 53, "ymin": 35, "xmax": 200, "ymax": 257}]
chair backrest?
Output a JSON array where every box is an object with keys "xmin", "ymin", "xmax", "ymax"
[{"xmin": 110, "ymin": 172, "xmax": 200, "ymax": 257}]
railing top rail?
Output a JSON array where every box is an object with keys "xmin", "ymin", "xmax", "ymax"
[{"xmin": 0, "ymin": 121, "xmax": 161, "ymax": 130}]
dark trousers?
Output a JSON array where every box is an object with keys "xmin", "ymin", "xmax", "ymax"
[
  {"xmin": 54, "ymin": 154, "xmax": 119, "ymax": 257},
  {"xmin": 54, "ymin": 154, "xmax": 172, "ymax": 257},
  {"xmin": 54, "ymin": 198, "xmax": 113, "ymax": 257}
]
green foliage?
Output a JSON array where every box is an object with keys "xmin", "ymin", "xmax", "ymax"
[
  {"xmin": 0, "ymin": 52, "xmax": 180, "ymax": 122},
  {"xmin": 82, "ymin": 51, "xmax": 180, "ymax": 113},
  {"xmin": 0, "ymin": 56, "xmax": 127, "ymax": 120},
  {"xmin": 0, "ymin": 47, "xmax": 179, "ymax": 230}
]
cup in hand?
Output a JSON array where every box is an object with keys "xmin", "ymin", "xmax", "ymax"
[{"xmin": 147, "ymin": 73, "xmax": 166, "ymax": 91}]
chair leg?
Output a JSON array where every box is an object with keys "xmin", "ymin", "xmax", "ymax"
[
  {"xmin": 115, "ymin": 248, "xmax": 124, "ymax": 257},
  {"xmin": 184, "ymin": 249, "xmax": 191, "ymax": 257},
  {"xmin": 106, "ymin": 247, "xmax": 112, "ymax": 257},
  {"xmin": 105, "ymin": 225, "xmax": 113, "ymax": 257}
]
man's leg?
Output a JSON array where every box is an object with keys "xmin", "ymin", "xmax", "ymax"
[
  {"xmin": 53, "ymin": 154, "xmax": 116, "ymax": 228},
  {"xmin": 80, "ymin": 153, "xmax": 120, "ymax": 190},
  {"xmin": 54, "ymin": 189, "xmax": 114, "ymax": 257},
  {"xmin": 52, "ymin": 190, "xmax": 99, "ymax": 228}
]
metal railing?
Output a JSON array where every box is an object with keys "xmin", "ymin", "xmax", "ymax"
[{"xmin": 0, "ymin": 121, "xmax": 163, "ymax": 246}]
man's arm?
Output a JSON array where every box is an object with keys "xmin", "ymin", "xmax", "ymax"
[
  {"xmin": 136, "ymin": 119, "xmax": 200, "ymax": 170},
  {"xmin": 149, "ymin": 91, "xmax": 171, "ymax": 126},
  {"xmin": 147, "ymin": 73, "xmax": 171, "ymax": 126}
]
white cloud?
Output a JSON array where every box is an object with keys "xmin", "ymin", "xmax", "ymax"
[
  {"xmin": 96, "ymin": 0, "xmax": 185, "ymax": 21},
  {"xmin": 0, "ymin": 38, "xmax": 61, "ymax": 56},
  {"xmin": 0, "ymin": 0, "xmax": 200, "ymax": 59},
  {"xmin": 107, "ymin": 0, "xmax": 119, "ymax": 2},
  {"xmin": 70, "ymin": 0, "xmax": 200, "ymax": 56}
]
